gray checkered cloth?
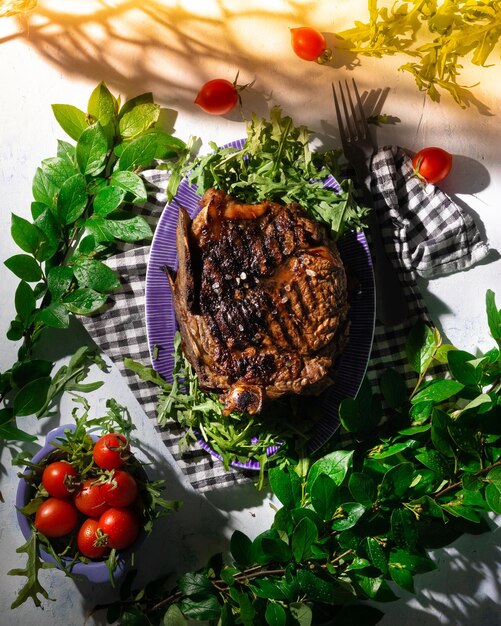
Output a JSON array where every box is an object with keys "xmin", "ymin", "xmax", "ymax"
[{"xmin": 79, "ymin": 146, "xmax": 490, "ymax": 491}]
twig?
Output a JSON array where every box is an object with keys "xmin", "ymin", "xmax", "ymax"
[{"xmin": 433, "ymin": 459, "xmax": 501, "ymax": 500}]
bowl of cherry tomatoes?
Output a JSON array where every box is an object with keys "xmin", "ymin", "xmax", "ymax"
[{"xmin": 16, "ymin": 421, "xmax": 178, "ymax": 585}]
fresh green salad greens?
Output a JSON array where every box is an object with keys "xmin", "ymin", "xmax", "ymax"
[
  {"xmin": 186, "ymin": 106, "xmax": 370, "ymax": 240},
  {"xmin": 109, "ymin": 290, "xmax": 501, "ymax": 626},
  {"xmin": 336, "ymin": 0, "xmax": 501, "ymax": 107},
  {"xmin": 0, "ymin": 82, "xmax": 186, "ymax": 442},
  {"xmin": 126, "ymin": 334, "xmax": 316, "ymax": 489},
  {"xmin": 9, "ymin": 397, "xmax": 182, "ymax": 609}
]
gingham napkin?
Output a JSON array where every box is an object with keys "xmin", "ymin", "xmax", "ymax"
[{"xmin": 79, "ymin": 147, "xmax": 490, "ymax": 491}]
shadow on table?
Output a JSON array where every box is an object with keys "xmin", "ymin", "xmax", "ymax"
[{"xmin": 373, "ymin": 525, "xmax": 501, "ymax": 626}]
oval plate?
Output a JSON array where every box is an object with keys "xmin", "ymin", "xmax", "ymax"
[{"xmin": 145, "ymin": 139, "xmax": 375, "ymax": 469}]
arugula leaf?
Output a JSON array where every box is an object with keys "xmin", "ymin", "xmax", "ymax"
[
  {"xmin": 186, "ymin": 107, "xmax": 369, "ymax": 239},
  {"xmin": 336, "ymin": 0, "xmax": 501, "ymax": 107},
  {"xmin": 8, "ymin": 532, "xmax": 55, "ymax": 609}
]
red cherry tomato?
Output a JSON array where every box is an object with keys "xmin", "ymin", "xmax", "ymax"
[
  {"xmin": 98, "ymin": 507, "xmax": 140, "ymax": 550},
  {"xmin": 412, "ymin": 147, "xmax": 452, "ymax": 184},
  {"xmin": 290, "ymin": 27, "xmax": 332, "ymax": 63},
  {"xmin": 93, "ymin": 433, "xmax": 130, "ymax": 470},
  {"xmin": 194, "ymin": 78, "xmax": 239, "ymax": 116},
  {"xmin": 77, "ymin": 518, "xmax": 110, "ymax": 559},
  {"xmin": 34, "ymin": 497, "xmax": 78, "ymax": 538},
  {"xmin": 74, "ymin": 478, "xmax": 109, "ymax": 517},
  {"xmin": 41, "ymin": 461, "xmax": 78, "ymax": 499},
  {"xmin": 101, "ymin": 470, "xmax": 138, "ymax": 508}
]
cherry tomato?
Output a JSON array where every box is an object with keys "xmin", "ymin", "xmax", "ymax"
[
  {"xmin": 74, "ymin": 478, "xmax": 109, "ymax": 517},
  {"xmin": 41, "ymin": 461, "xmax": 78, "ymax": 499},
  {"xmin": 412, "ymin": 147, "xmax": 452, "ymax": 184},
  {"xmin": 77, "ymin": 518, "xmax": 110, "ymax": 559},
  {"xmin": 98, "ymin": 507, "xmax": 140, "ymax": 550},
  {"xmin": 290, "ymin": 27, "xmax": 332, "ymax": 63},
  {"xmin": 101, "ymin": 470, "xmax": 138, "ymax": 508},
  {"xmin": 194, "ymin": 78, "xmax": 239, "ymax": 116},
  {"xmin": 34, "ymin": 497, "xmax": 78, "ymax": 538},
  {"xmin": 93, "ymin": 433, "xmax": 130, "ymax": 470}
]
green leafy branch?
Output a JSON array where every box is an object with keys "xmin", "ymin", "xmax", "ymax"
[
  {"xmin": 1, "ymin": 82, "xmax": 186, "ymax": 438},
  {"xmin": 336, "ymin": 0, "xmax": 501, "ymax": 107},
  {"xmin": 107, "ymin": 289, "xmax": 500, "ymax": 625}
]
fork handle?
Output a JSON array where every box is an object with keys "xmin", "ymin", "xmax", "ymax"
[{"xmin": 358, "ymin": 172, "xmax": 408, "ymax": 326}]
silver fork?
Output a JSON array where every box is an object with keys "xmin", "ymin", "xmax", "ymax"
[{"xmin": 332, "ymin": 79, "xmax": 407, "ymax": 327}]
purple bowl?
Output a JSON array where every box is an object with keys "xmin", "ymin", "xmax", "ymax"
[{"xmin": 16, "ymin": 424, "xmax": 142, "ymax": 585}]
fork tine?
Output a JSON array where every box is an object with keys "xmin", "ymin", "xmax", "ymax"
[
  {"xmin": 351, "ymin": 78, "xmax": 370, "ymax": 139},
  {"xmin": 331, "ymin": 83, "xmax": 347, "ymax": 145},
  {"xmin": 344, "ymin": 80, "xmax": 365, "ymax": 141}
]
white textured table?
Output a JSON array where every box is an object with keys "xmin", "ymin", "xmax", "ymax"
[{"xmin": 0, "ymin": 3, "xmax": 500, "ymax": 625}]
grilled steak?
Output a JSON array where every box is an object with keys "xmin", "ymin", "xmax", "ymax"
[{"xmin": 167, "ymin": 188, "xmax": 350, "ymax": 415}]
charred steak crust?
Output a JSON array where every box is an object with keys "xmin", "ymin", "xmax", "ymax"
[{"xmin": 167, "ymin": 188, "xmax": 350, "ymax": 414}]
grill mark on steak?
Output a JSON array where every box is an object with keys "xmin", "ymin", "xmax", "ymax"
[{"xmin": 167, "ymin": 188, "xmax": 350, "ymax": 415}]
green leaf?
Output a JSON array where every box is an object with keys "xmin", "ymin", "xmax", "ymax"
[
  {"xmin": 331, "ymin": 502, "xmax": 366, "ymax": 531},
  {"xmin": 8, "ymin": 533, "xmax": 54, "ymax": 608},
  {"xmin": 462, "ymin": 473, "xmax": 483, "ymax": 492},
  {"xmin": 307, "ymin": 450, "xmax": 354, "ymax": 493},
  {"xmin": 7, "ymin": 320, "xmax": 24, "ymax": 341},
  {"xmin": 119, "ymin": 102, "xmax": 160, "ymax": 139},
  {"xmin": 378, "ymin": 462, "xmax": 414, "ymax": 501},
  {"xmin": 339, "ymin": 397, "xmax": 362, "ymax": 433},
  {"xmin": 73, "ymin": 259, "xmax": 120, "ymax": 292},
  {"xmin": 485, "ymin": 483, "xmax": 501, "ymax": 514},
  {"xmin": 57, "ymin": 173, "xmax": 88, "ymax": 224},
  {"xmin": 289, "ymin": 602, "xmax": 312, "ymax": 626},
  {"xmin": 12, "ymin": 359, "xmax": 53, "ymax": 389},
  {"xmin": 117, "ymin": 133, "xmax": 159, "ymax": 171},
  {"xmin": 13, "ymin": 376, "xmax": 52, "ymax": 416},
  {"xmin": 406, "ymin": 321, "xmax": 438, "ymax": 374},
  {"xmin": 63, "ymin": 288, "xmax": 107, "ymax": 315},
  {"xmin": 297, "ymin": 569, "xmax": 351, "ymax": 604},
  {"xmin": 86, "ymin": 215, "xmax": 152, "ymax": 243},
  {"xmin": 4, "ymin": 254, "xmax": 42, "ymax": 282},
  {"xmin": 88, "ymin": 81, "xmax": 115, "ymax": 126},
  {"xmin": 110, "ymin": 170, "xmax": 147, "ymax": 201},
  {"xmin": 486, "ymin": 466, "xmax": 501, "ymax": 490},
  {"xmin": 310, "ymin": 473, "xmax": 339, "ymax": 519},
  {"xmin": 486, "ymin": 289, "xmax": 501, "ymax": 344},
  {"xmin": 391, "ymin": 508, "xmax": 418, "ymax": 549},
  {"xmin": 76, "ymin": 123, "xmax": 109, "ymax": 176},
  {"xmin": 229, "ymin": 588, "xmax": 255, "ymax": 626},
  {"xmin": 448, "ymin": 422, "xmax": 481, "ymax": 457},
  {"xmin": 35, "ymin": 303, "xmax": 71, "ymax": 329},
  {"xmin": 93, "ymin": 185, "xmax": 126, "ymax": 216},
  {"xmin": 292, "ymin": 517, "xmax": 318, "ymax": 562},
  {"xmin": 163, "ymin": 604, "xmax": 188, "ymax": 625},
  {"xmin": 47, "ymin": 266, "xmax": 74, "ymax": 300},
  {"xmin": 230, "ymin": 530, "xmax": 254, "ymax": 567},
  {"xmin": 180, "ymin": 595, "xmax": 220, "ymax": 621},
  {"xmin": 253, "ymin": 529, "xmax": 291, "ymax": 564},
  {"xmin": 364, "ymin": 537, "xmax": 388, "ymax": 574},
  {"xmin": 411, "ymin": 379, "xmax": 464, "ymax": 405},
  {"xmin": 11, "ymin": 213, "xmax": 43, "ymax": 255},
  {"xmin": 119, "ymin": 92, "xmax": 154, "ymax": 119},
  {"xmin": 56, "ymin": 139, "xmax": 76, "ymax": 164},
  {"xmin": 415, "ymin": 449, "xmax": 452, "ymax": 479},
  {"xmin": 0, "ymin": 408, "xmax": 37, "ymax": 442},
  {"xmin": 78, "ymin": 234, "xmax": 97, "ymax": 255},
  {"xmin": 269, "ymin": 466, "xmax": 302, "ymax": 509},
  {"xmin": 15, "ymin": 281, "xmax": 36, "ymax": 321},
  {"xmin": 178, "ymin": 572, "xmax": 212, "ymax": 597},
  {"xmin": 33, "ymin": 208, "xmax": 60, "ymax": 261},
  {"xmin": 388, "ymin": 548, "xmax": 436, "ymax": 592},
  {"xmin": 32, "ymin": 157, "xmax": 78, "ymax": 209},
  {"xmin": 349, "ymin": 472, "xmax": 376, "ymax": 507},
  {"xmin": 431, "ymin": 408, "xmax": 455, "ymax": 457},
  {"xmin": 380, "ymin": 367, "xmax": 408, "ymax": 408},
  {"xmin": 265, "ymin": 602, "xmax": 286, "ymax": 626},
  {"xmin": 52, "ymin": 103, "xmax": 88, "ymax": 141},
  {"xmin": 447, "ymin": 350, "xmax": 481, "ymax": 387}
]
